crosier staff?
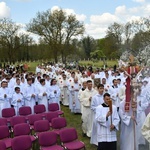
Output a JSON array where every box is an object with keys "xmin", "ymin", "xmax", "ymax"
[
  {"xmin": 124, "ymin": 55, "xmax": 140, "ymax": 150},
  {"xmin": 108, "ymin": 99, "xmax": 113, "ymax": 129}
]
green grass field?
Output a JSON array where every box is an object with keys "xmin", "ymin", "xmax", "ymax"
[{"xmin": 26, "ymin": 60, "xmax": 118, "ymax": 72}]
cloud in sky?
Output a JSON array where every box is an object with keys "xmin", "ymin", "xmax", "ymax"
[
  {"xmin": 0, "ymin": 1, "xmax": 149, "ymax": 40},
  {"xmin": 132, "ymin": 0, "xmax": 145, "ymax": 3},
  {"xmin": 51, "ymin": 6, "xmax": 87, "ymax": 22},
  {"xmin": 0, "ymin": 2, "xmax": 11, "ymax": 19},
  {"xmin": 49, "ymin": 4, "xmax": 150, "ymax": 39}
]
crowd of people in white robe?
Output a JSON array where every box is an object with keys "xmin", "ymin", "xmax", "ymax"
[{"xmin": 0, "ymin": 63, "xmax": 150, "ymax": 150}]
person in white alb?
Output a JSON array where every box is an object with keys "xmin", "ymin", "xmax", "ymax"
[
  {"xmin": 24, "ymin": 78, "xmax": 37, "ymax": 114},
  {"xmin": 11, "ymin": 87, "xmax": 24, "ymax": 115},
  {"xmin": 96, "ymin": 93, "xmax": 120, "ymax": 150},
  {"xmin": 0, "ymin": 81, "xmax": 11, "ymax": 117},
  {"xmin": 90, "ymin": 84, "xmax": 104, "ymax": 146},
  {"xmin": 37, "ymin": 79, "xmax": 49, "ymax": 111},
  {"xmin": 80, "ymin": 80, "xmax": 97, "ymax": 137},
  {"xmin": 59, "ymin": 74, "xmax": 69, "ymax": 106}
]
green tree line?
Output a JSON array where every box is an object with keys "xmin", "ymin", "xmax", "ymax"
[{"xmin": 0, "ymin": 8, "xmax": 149, "ymax": 64}]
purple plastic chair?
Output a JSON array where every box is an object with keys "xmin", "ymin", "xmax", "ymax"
[
  {"xmin": 0, "ymin": 118, "xmax": 7, "ymax": 126},
  {"xmin": 2, "ymin": 108, "xmax": 16, "ymax": 123},
  {"xmin": 51, "ymin": 117, "xmax": 67, "ymax": 135},
  {"xmin": 28, "ymin": 114, "xmax": 43, "ymax": 130},
  {"xmin": 48, "ymin": 103, "xmax": 64, "ymax": 116},
  {"xmin": 11, "ymin": 135, "xmax": 32, "ymax": 150},
  {"xmin": 10, "ymin": 116, "xmax": 26, "ymax": 128},
  {"xmin": 0, "ymin": 141, "xmax": 6, "ymax": 150},
  {"xmin": 13, "ymin": 123, "xmax": 36, "ymax": 142},
  {"xmin": 45, "ymin": 112, "xmax": 59, "ymax": 127},
  {"xmin": 34, "ymin": 120, "xmax": 50, "ymax": 137},
  {"xmin": 38, "ymin": 131, "xmax": 63, "ymax": 150},
  {"xmin": 59, "ymin": 128, "xmax": 85, "ymax": 150},
  {"xmin": 0, "ymin": 125, "xmax": 12, "ymax": 149},
  {"xmin": 19, "ymin": 106, "xmax": 32, "ymax": 121},
  {"xmin": 34, "ymin": 104, "xmax": 46, "ymax": 117}
]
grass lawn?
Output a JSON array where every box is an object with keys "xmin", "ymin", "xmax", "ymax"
[{"xmin": 24, "ymin": 60, "xmax": 118, "ymax": 73}]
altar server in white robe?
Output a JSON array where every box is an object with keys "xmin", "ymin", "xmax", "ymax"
[
  {"xmin": 0, "ymin": 81, "xmax": 11, "ymax": 117},
  {"xmin": 68, "ymin": 77, "xmax": 81, "ymax": 113},
  {"xmin": 37, "ymin": 79, "xmax": 49, "ymax": 111},
  {"xmin": 11, "ymin": 87, "xmax": 24, "ymax": 115},
  {"xmin": 80, "ymin": 80, "xmax": 97, "ymax": 137},
  {"xmin": 119, "ymin": 100, "xmax": 138, "ymax": 150},
  {"xmin": 141, "ymin": 113, "xmax": 150, "ymax": 146},
  {"xmin": 136, "ymin": 90, "xmax": 149, "ymax": 145},
  {"xmin": 59, "ymin": 74, "xmax": 69, "ymax": 106},
  {"xmin": 108, "ymin": 79, "xmax": 120, "ymax": 110},
  {"xmin": 90, "ymin": 84, "xmax": 104, "ymax": 146},
  {"xmin": 24, "ymin": 78, "xmax": 37, "ymax": 114},
  {"xmin": 49, "ymin": 79, "xmax": 61, "ymax": 107},
  {"xmin": 96, "ymin": 93, "xmax": 120, "ymax": 150}
]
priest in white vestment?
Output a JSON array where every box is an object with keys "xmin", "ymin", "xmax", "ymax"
[
  {"xmin": 59, "ymin": 74, "xmax": 69, "ymax": 106},
  {"xmin": 80, "ymin": 80, "xmax": 97, "ymax": 137},
  {"xmin": 68, "ymin": 78, "xmax": 81, "ymax": 113}
]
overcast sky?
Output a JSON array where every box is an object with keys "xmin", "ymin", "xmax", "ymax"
[{"xmin": 0, "ymin": 0, "xmax": 150, "ymax": 39}]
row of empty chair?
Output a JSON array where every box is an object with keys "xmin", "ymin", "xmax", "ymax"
[
  {"xmin": 0, "ymin": 103, "xmax": 64, "ymax": 123},
  {"xmin": 0, "ymin": 104, "xmax": 86, "ymax": 150},
  {"xmin": 0, "ymin": 127, "xmax": 85, "ymax": 150}
]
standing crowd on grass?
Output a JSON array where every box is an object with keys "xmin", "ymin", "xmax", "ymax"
[{"xmin": 0, "ymin": 62, "xmax": 150, "ymax": 150}]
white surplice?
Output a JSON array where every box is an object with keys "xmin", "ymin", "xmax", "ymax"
[
  {"xmin": 90, "ymin": 93, "xmax": 104, "ymax": 145},
  {"xmin": 0, "ymin": 87, "xmax": 11, "ymax": 117},
  {"xmin": 11, "ymin": 92, "xmax": 24, "ymax": 115},
  {"xmin": 95, "ymin": 103, "xmax": 120, "ymax": 142},
  {"xmin": 24, "ymin": 84, "xmax": 37, "ymax": 114},
  {"xmin": 37, "ymin": 84, "xmax": 49, "ymax": 112}
]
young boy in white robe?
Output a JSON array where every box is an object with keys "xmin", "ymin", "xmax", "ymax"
[
  {"xmin": 24, "ymin": 78, "xmax": 37, "ymax": 114},
  {"xmin": 11, "ymin": 87, "xmax": 24, "ymax": 115},
  {"xmin": 37, "ymin": 79, "xmax": 49, "ymax": 112},
  {"xmin": 96, "ymin": 93, "xmax": 120, "ymax": 150},
  {"xmin": 90, "ymin": 84, "xmax": 104, "ymax": 146},
  {"xmin": 49, "ymin": 79, "xmax": 61, "ymax": 108},
  {"xmin": 0, "ymin": 81, "xmax": 11, "ymax": 117}
]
